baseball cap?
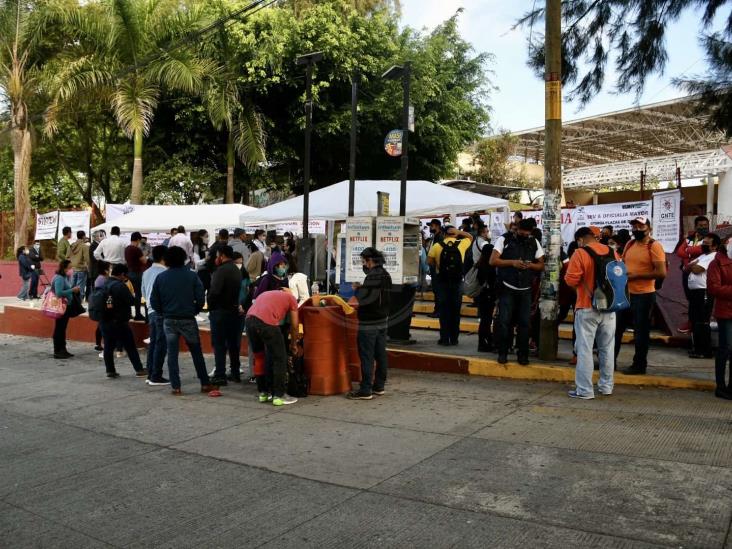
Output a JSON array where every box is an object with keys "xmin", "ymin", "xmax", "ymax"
[
  {"xmin": 589, "ymin": 226, "xmax": 601, "ymax": 238},
  {"xmin": 630, "ymin": 216, "xmax": 651, "ymax": 227}
]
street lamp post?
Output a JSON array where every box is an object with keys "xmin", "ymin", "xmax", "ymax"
[
  {"xmin": 348, "ymin": 70, "xmax": 359, "ymax": 217},
  {"xmin": 382, "ymin": 62, "xmax": 411, "ymax": 216},
  {"xmin": 296, "ymin": 51, "xmax": 323, "ymax": 238}
]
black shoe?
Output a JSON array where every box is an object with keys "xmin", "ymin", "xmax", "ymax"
[
  {"xmin": 621, "ymin": 365, "xmax": 646, "ymax": 375},
  {"xmin": 372, "ymin": 388, "xmax": 385, "ymax": 396},
  {"xmin": 135, "ymin": 368, "xmax": 149, "ymax": 378},
  {"xmin": 53, "ymin": 352, "xmax": 71, "ymax": 360},
  {"xmin": 94, "ymin": 345, "xmax": 103, "ymax": 351},
  {"xmin": 437, "ymin": 339, "xmax": 450, "ymax": 346},
  {"xmin": 227, "ymin": 372, "xmax": 242, "ymax": 383},
  {"xmin": 517, "ymin": 356, "xmax": 530, "ymax": 366},
  {"xmin": 146, "ymin": 377, "xmax": 170, "ymax": 386},
  {"xmin": 107, "ymin": 372, "xmax": 120, "ymax": 378},
  {"xmin": 449, "ymin": 340, "xmax": 459, "ymax": 346},
  {"xmin": 715, "ymin": 388, "xmax": 732, "ymax": 400},
  {"xmin": 210, "ymin": 376, "xmax": 228, "ymax": 386},
  {"xmin": 62, "ymin": 350, "xmax": 74, "ymax": 357},
  {"xmin": 688, "ymin": 352, "xmax": 706, "ymax": 359},
  {"xmin": 346, "ymin": 390, "xmax": 373, "ymax": 400},
  {"xmin": 497, "ymin": 354, "xmax": 508, "ymax": 364},
  {"xmin": 248, "ymin": 376, "xmax": 256, "ymax": 384},
  {"xmin": 133, "ymin": 315, "xmax": 146, "ymax": 322}
]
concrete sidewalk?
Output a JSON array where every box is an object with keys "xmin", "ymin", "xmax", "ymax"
[{"xmin": 1, "ymin": 333, "xmax": 731, "ymax": 548}]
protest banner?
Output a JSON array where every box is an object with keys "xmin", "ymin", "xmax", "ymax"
[
  {"xmin": 652, "ymin": 190, "xmax": 681, "ymax": 252},
  {"xmin": 105, "ymin": 203, "xmax": 137, "ymax": 223},
  {"xmin": 34, "ymin": 211, "xmax": 59, "ymax": 241},
  {"xmin": 574, "ymin": 201, "xmax": 652, "ymax": 233},
  {"xmin": 58, "ymin": 210, "xmax": 91, "ymax": 242}
]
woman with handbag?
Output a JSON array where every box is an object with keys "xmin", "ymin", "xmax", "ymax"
[{"xmin": 51, "ymin": 260, "xmax": 80, "ymax": 359}]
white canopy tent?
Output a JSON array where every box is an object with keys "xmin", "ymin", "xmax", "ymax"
[
  {"xmin": 240, "ymin": 180, "xmax": 510, "ymax": 225},
  {"xmin": 92, "ymin": 204, "xmax": 259, "ymax": 235}
]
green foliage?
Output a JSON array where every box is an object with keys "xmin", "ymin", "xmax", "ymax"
[
  {"xmin": 143, "ymin": 156, "xmax": 220, "ymax": 204},
  {"xmin": 471, "ymin": 132, "xmax": 520, "ymax": 186},
  {"xmin": 517, "ymin": 1, "xmax": 732, "ymax": 135}
]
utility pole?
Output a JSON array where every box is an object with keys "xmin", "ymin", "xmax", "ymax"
[
  {"xmin": 295, "ymin": 51, "xmax": 323, "ymax": 238},
  {"xmin": 348, "ymin": 71, "xmax": 359, "ymax": 217},
  {"xmin": 538, "ymin": 0, "xmax": 562, "ymax": 360}
]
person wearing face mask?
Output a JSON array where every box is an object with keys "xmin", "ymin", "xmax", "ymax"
[
  {"xmin": 98, "ymin": 264, "xmax": 148, "ymax": 379},
  {"xmin": 51, "ymin": 260, "xmax": 81, "ymax": 359},
  {"xmin": 347, "ymin": 247, "xmax": 392, "ymax": 400},
  {"xmin": 685, "ymin": 234, "xmax": 720, "ymax": 359},
  {"xmin": 676, "ymin": 216, "xmax": 711, "ymax": 334},
  {"xmin": 207, "ymin": 245, "xmax": 243, "ymax": 386},
  {"xmin": 490, "ymin": 219, "xmax": 546, "ymax": 365},
  {"xmin": 615, "ymin": 216, "xmax": 667, "ymax": 375},
  {"xmin": 600, "ymin": 226, "xmax": 614, "ymax": 245},
  {"xmin": 28, "ymin": 241, "xmax": 43, "ymax": 299},
  {"xmin": 707, "ymin": 236, "xmax": 732, "ymax": 400},
  {"xmin": 426, "ymin": 219, "xmax": 445, "ymax": 318},
  {"xmin": 16, "ymin": 246, "xmax": 34, "ymax": 301},
  {"xmin": 253, "ymin": 252, "xmax": 290, "ymax": 299}
]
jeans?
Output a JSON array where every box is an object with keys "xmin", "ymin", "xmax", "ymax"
[
  {"xmin": 477, "ymin": 289, "xmax": 495, "ymax": 349},
  {"xmin": 29, "ymin": 270, "xmax": 39, "ymax": 298},
  {"xmin": 146, "ymin": 311, "xmax": 167, "ymax": 380},
  {"xmin": 163, "ymin": 318, "xmax": 210, "ymax": 390},
  {"xmin": 128, "ymin": 271, "xmax": 143, "ymax": 318},
  {"xmin": 17, "ymin": 277, "xmax": 30, "ymax": 300},
  {"xmin": 615, "ymin": 292, "xmax": 655, "ymax": 370},
  {"xmin": 72, "ymin": 271, "xmax": 88, "ymax": 300},
  {"xmin": 688, "ymin": 288, "xmax": 714, "ymax": 355},
  {"xmin": 716, "ymin": 319, "xmax": 732, "ymax": 392},
  {"xmin": 246, "ymin": 316, "xmax": 287, "ymax": 398},
  {"xmin": 574, "ymin": 308, "xmax": 616, "ymax": 397},
  {"xmin": 357, "ymin": 325, "xmax": 388, "ymax": 394},
  {"xmin": 53, "ymin": 315, "xmax": 69, "ymax": 353},
  {"xmin": 209, "ymin": 309, "xmax": 242, "ymax": 378},
  {"xmin": 496, "ymin": 286, "xmax": 532, "ymax": 358},
  {"xmin": 437, "ymin": 279, "xmax": 463, "ymax": 344},
  {"xmin": 100, "ymin": 321, "xmax": 144, "ymax": 374}
]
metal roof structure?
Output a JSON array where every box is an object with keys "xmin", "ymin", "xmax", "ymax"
[
  {"xmin": 511, "ymin": 95, "xmax": 732, "ymax": 188},
  {"xmin": 440, "ymin": 180, "xmax": 527, "ymax": 198}
]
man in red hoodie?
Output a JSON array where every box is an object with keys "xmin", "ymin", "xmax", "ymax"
[
  {"xmin": 564, "ymin": 227, "xmax": 620, "ymax": 399},
  {"xmin": 676, "ymin": 216, "xmax": 710, "ymax": 333},
  {"xmin": 707, "ymin": 235, "xmax": 732, "ymax": 401}
]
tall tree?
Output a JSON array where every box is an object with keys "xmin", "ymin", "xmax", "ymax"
[
  {"xmin": 518, "ymin": 1, "xmax": 732, "ymax": 134},
  {"xmin": 0, "ymin": 0, "xmax": 46, "ymax": 248},
  {"xmin": 45, "ymin": 0, "xmax": 215, "ymax": 204}
]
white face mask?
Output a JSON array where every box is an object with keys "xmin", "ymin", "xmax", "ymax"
[{"xmin": 727, "ymin": 245, "xmax": 732, "ymax": 259}]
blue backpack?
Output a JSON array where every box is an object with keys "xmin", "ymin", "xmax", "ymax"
[{"xmin": 582, "ymin": 247, "xmax": 630, "ymax": 313}]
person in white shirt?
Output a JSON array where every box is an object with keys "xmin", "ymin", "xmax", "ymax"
[
  {"xmin": 168, "ymin": 225, "xmax": 195, "ymax": 266},
  {"xmin": 685, "ymin": 233, "xmax": 720, "ymax": 358},
  {"xmin": 93, "ymin": 226, "xmax": 126, "ymax": 266},
  {"xmin": 287, "ymin": 255, "xmax": 310, "ymax": 306},
  {"xmin": 471, "ymin": 223, "xmax": 490, "ymax": 260},
  {"xmin": 250, "ymin": 229, "xmax": 268, "ymax": 258}
]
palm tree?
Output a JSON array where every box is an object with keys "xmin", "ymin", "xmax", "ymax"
[
  {"xmin": 46, "ymin": 0, "xmax": 216, "ymax": 204},
  {"xmin": 0, "ymin": 0, "xmax": 45, "ymax": 249},
  {"xmin": 203, "ymin": 2, "xmax": 265, "ymax": 204}
]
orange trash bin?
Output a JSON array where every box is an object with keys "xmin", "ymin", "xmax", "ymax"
[{"xmin": 300, "ymin": 304, "xmax": 352, "ymax": 395}]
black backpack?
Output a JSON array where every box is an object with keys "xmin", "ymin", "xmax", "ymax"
[
  {"xmin": 88, "ymin": 280, "xmax": 112, "ymax": 322},
  {"xmin": 439, "ymin": 241, "xmax": 464, "ymax": 282},
  {"xmin": 286, "ymin": 352, "xmax": 308, "ymax": 397}
]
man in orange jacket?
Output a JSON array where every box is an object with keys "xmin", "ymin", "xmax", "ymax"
[{"xmin": 564, "ymin": 226, "xmax": 619, "ymax": 399}]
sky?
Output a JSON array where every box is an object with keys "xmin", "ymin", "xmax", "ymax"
[{"xmin": 399, "ymin": 0, "xmax": 715, "ymax": 133}]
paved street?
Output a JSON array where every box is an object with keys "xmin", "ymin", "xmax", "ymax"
[{"xmin": 1, "ymin": 333, "xmax": 732, "ymax": 548}]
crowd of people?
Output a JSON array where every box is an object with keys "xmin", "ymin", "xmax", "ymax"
[
  {"xmin": 421, "ymin": 213, "xmax": 732, "ymax": 401},
  {"xmin": 23, "ymin": 224, "xmax": 392, "ymax": 404},
  {"xmin": 12, "ymin": 211, "xmax": 732, "ymax": 403}
]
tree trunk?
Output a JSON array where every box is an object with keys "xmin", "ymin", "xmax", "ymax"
[
  {"xmin": 226, "ymin": 133, "xmax": 235, "ymax": 204},
  {"xmin": 11, "ymin": 127, "xmax": 32, "ymax": 250},
  {"xmin": 130, "ymin": 129, "xmax": 144, "ymax": 204}
]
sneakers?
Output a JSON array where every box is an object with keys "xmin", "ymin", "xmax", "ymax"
[
  {"xmin": 677, "ymin": 321, "xmax": 691, "ymax": 334},
  {"xmin": 135, "ymin": 368, "xmax": 149, "ymax": 378},
  {"xmin": 346, "ymin": 391, "xmax": 373, "ymax": 400},
  {"xmin": 497, "ymin": 354, "xmax": 508, "ymax": 365},
  {"xmin": 143, "ymin": 338, "xmax": 150, "ymax": 344},
  {"xmin": 200, "ymin": 384, "xmax": 218, "ymax": 394},
  {"xmin": 53, "ymin": 351, "xmax": 72, "ymax": 359},
  {"xmin": 597, "ymin": 388, "xmax": 613, "ymax": 396},
  {"xmin": 517, "ymin": 355, "xmax": 530, "ymax": 366},
  {"xmin": 620, "ymin": 365, "xmax": 646, "ymax": 376},
  {"xmin": 94, "ymin": 345, "xmax": 103, "ymax": 351},
  {"xmin": 568, "ymin": 390, "xmax": 594, "ymax": 400},
  {"xmin": 171, "ymin": 388, "xmax": 183, "ymax": 396},
  {"xmin": 98, "ymin": 352, "xmax": 104, "ymax": 359},
  {"xmin": 115, "ymin": 351, "xmax": 125, "ymax": 359},
  {"xmin": 146, "ymin": 377, "xmax": 170, "ymax": 386},
  {"xmin": 272, "ymin": 395, "xmax": 298, "ymax": 406},
  {"xmin": 227, "ymin": 372, "xmax": 242, "ymax": 383},
  {"xmin": 106, "ymin": 372, "xmax": 120, "ymax": 379},
  {"xmin": 372, "ymin": 388, "xmax": 385, "ymax": 396},
  {"xmin": 258, "ymin": 393, "xmax": 271, "ymax": 403},
  {"xmin": 209, "ymin": 376, "xmax": 228, "ymax": 386},
  {"xmin": 248, "ymin": 377, "xmax": 256, "ymax": 384}
]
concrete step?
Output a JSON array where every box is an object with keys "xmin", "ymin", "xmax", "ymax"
[{"xmin": 413, "ymin": 298, "xmax": 575, "ymax": 323}]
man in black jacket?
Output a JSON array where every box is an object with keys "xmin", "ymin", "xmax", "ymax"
[
  {"xmin": 208, "ymin": 245, "xmax": 243, "ymax": 385},
  {"xmin": 348, "ymin": 247, "xmax": 393, "ymax": 400},
  {"xmin": 28, "ymin": 241, "xmax": 43, "ymax": 298},
  {"xmin": 99, "ymin": 264, "xmax": 148, "ymax": 379}
]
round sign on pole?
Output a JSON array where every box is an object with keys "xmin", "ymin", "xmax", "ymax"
[{"xmin": 384, "ymin": 129, "xmax": 403, "ymax": 157}]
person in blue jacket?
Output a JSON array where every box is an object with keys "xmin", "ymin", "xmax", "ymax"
[
  {"xmin": 51, "ymin": 260, "xmax": 81, "ymax": 359},
  {"xmin": 16, "ymin": 246, "xmax": 34, "ymax": 301}
]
